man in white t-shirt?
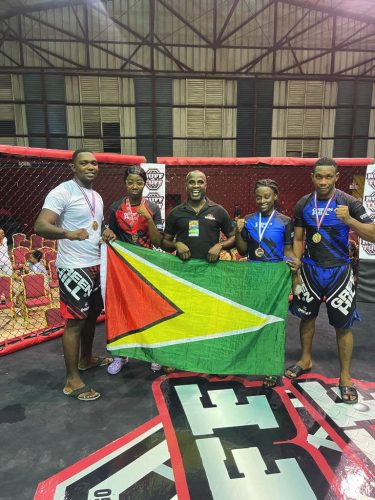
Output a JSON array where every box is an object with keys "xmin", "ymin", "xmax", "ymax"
[{"xmin": 34, "ymin": 149, "xmax": 116, "ymax": 401}]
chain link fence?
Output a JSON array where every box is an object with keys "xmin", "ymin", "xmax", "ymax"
[
  {"xmin": 0, "ymin": 150, "xmax": 369, "ymax": 354},
  {"xmin": 0, "ymin": 150, "xmax": 141, "ymax": 354}
]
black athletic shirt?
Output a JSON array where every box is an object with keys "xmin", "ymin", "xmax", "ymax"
[
  {"xmin": 294, "ymin": 189, "xmax": 372, "ymax": 267},
  {"xmin": 164, "ymin": 198, "xmax": 233, "ymax": 259}
]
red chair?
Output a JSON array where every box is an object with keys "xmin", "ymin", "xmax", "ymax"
[
  {"xmin": 48, "ymin": 260, "xmax": 58, "ymax": 287},
  {"xmin": 0, "ymin": 275, "xmax": 14, "ymax": 319},
  {"xmin": 12, "ymin": 246, "xmax": 29, "ymax": 271},
  {"xmin": 41, "ymin": 248, "xmax": 57, "ymax": 268},
  {"xmin": 43, "ymin": 240, "xmax": 57, "ymax": 250},
  {"xmin": 48, "ymin": 260, "xmax": 59, "ymax": 302},
  {"xmin": 45, "ymin": 307, "xmax": 64, "ymax": 327},
  {"xmin": 30, "ymin": 234, "xmax": 44, "ymax": 249},
  {"xmin": 22, "ymin": 273, "xmax": 51, "ymax": 320},
  {"xmin": 12, "ymin": 233, "xmax": 27, "ymax": 247}
]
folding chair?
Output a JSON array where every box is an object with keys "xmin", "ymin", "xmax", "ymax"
[
  {"xmin": 12, "ymin": 233, "xmax": 27, "ymax": 248},
  {"xmin": 12, "ymin": 246, "xmax": 29, "ymax": 271},
  {"xmin": 48, "ymin": 260, "xmax": 59, "ymax": 302},
  {"xmin": 41, "ymin": 248, "xmax": 57, "ymax": 268},
  {"xmin": 30, "ymin": 234, "xmax": 44, "ymax": 249},
  {"xmin": 45, "ymin": 307, "xmax": 64, "ymax": 327},
  {"xmin": 43, "ymin": 240, "xmax": 57, "ymax": 250},
  {"xmin": 0, "ymin": 274, "xmax": 14, "ymax": 319},
  {"xmin": 22, "ymin": 273, "xmax": 51, "ymax": 321}
]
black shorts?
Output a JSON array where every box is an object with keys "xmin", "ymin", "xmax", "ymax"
[
  {"xmin": 57, "ymin": 265, "xmax": 103, "ymax": 320},
  {"xmin": 289, "ymin": 262, "xmax": 360, "ymax": 329}
]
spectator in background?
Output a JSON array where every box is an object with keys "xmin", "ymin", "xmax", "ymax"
[
  {"xmin": 106, "ymin": 165, "xmax": 163, "ymax": 375},
  {"xmin": 0, "ymin": 228, "xmax": 12, "ymax": 276},
  {"xmin": 25, "ymin": 250, "xmax": 49, "ymax": 287}
]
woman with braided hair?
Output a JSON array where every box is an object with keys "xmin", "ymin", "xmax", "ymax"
[{"xmin": 235, "ymin": 178, "xmax": 300, "ymax": 388}]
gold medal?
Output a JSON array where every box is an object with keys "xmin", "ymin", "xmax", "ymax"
[
  {"xmin": 312, "ymin": 232, "xmax": 321, "ymax": 243},
  {"xmin": 255, "ymin": 247, "xmax": 264, "ymax": 257},
  {"xmin": 92, "ymin": 220, "xmax": 98, "ymax": 231}
]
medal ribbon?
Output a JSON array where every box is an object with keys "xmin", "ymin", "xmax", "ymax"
[
  {"xmin": 258, "ymin": 210, "xmax": 276, "ymax": 244},
  {"xmin": 74, "ymin": 181, "xmax": 96, "ymax": 219},
  {"xmin": 314, "ymin": 192, "xmax": 335, "ymax": 233},
  {"xmin": 125, "ymin": 197, "xmax": 144, "ymax": 234}
]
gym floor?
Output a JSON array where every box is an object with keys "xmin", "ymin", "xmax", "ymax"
[{"xmin": 1, "ymin": 302, "xmax": 374, "ymax": 500}]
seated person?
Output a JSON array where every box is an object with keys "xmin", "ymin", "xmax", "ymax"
[{"xmin": 25, "ymin": 250, "xmax": 49, "ymax": 287}]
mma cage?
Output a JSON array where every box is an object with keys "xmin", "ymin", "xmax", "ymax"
[{"xmin": 0, "ymin": 145, "xmax": 372, "ymax": 355}]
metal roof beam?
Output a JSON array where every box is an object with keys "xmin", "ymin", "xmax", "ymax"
[
  {"xmin": 219, "ymin": 1, "xmax": 274, "ymax": 44},
  {"xmin": 335, "ymin": 54, "xmax": 375, "ymax": 75},
  {"xmin": 157, "ymin": 0, "xmax": 213, "ymax": 47},
  {"xmin": 279, "ymin": 0, "xmax": 375, "ymax": 25},
  {"xmin": 237, "ymin": 10, "xmax": 330, "ymax": 73}
]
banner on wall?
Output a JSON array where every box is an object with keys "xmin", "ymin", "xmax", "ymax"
[
  {"xmin": 359, "ymin": 163, "xmax": 375, "ymax": 259},
  {"xmin": 141, "ymin": 163, "xmax": 166, "ymax": 225}
]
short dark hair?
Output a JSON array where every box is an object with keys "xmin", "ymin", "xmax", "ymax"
[
  {"xmin": 124, "ymin": 165, "xmax": 147, "ymax": 183},
  {"xmin": 71, "ymin": 149, "xmax": 95, "ymax": 163},
  {"xmin": 314, "ymin": 157, "xmax": 338, "ymax": 172},
  {"xmin": 186, "ymin": 170, "xmax": 207, "ymax": 182},
  {"xmin": 255, "ymin": 178, "xmax": 279, "ymax": 195},
  {"xmin": 32, "ymin": 250, "xmax": 42, "ymax": 262}
]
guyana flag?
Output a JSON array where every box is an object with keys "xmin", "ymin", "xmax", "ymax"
[{"xmin": 104, "ymin": 241, "xmax": 292, "ymax": 375}]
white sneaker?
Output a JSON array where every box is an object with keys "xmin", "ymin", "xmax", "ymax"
[
  {"xmin": 107, "ymin": 357, "xmax": 129, "ymax": 375},
  {"xmin": 150, "ymin": 362, "xmax": 162, "ymax": 372}
]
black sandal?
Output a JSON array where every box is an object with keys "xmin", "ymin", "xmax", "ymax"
[
  {"xmin": 339, "ymin": 385, "xmax": 358, "ymax": 404},
  {"xmin": 263, "ymin": 375, "xmax": 279, "ymax": 388},
  {"xmin": 284, "ymin": 364, "xmax": 311, "ymax": 379}
]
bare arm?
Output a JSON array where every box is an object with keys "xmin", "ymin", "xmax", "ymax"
[
  {"xmin": 136, "ymin": 205, "xmax": 162, "ymax": 246},
  {"xmin": 283, "ymin": 244, "xmax": 300, "ymax": 272},
  {"xmin": 234, "ymin": 219, "xmax": 247, "ymax": 256},
  {"xmin": 161, "ymin": 233, "xmax": 191, "ymax": 260},
  {"xmin": 335, "ymin": 205, "xmax": 375, "ymax": 242},
  {"xmin": 34, "ymin": 208, "xmax": 89, "ymax": 241}
]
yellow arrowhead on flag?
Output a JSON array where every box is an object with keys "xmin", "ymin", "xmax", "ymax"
[{"xmin": 108, "ymin": 242, "xmax": 283, "ymax": 350}]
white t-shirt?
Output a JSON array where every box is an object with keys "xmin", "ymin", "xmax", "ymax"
[
  {"xmin": 0, "ymin": 237, "xmax": 12, "ymax": 275},
  {"xmin": 42, "ymin": 180, "xmax": 104, "ymax": 268}
]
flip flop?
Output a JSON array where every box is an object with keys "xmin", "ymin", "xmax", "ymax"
[
  {"xmin": 78, "ymin": 357, "xmax": 113, "ymax": 371},
  {"xmin": 284, "ymin": 364, "xmax": 312, "ymax": 379},
  {"xmin": 63, "ymin": 385, "xmax": 101, "ymax": 401},
  {"xmin": 339, "ymin": 385, "xmax": 358, "ymax": 404}
]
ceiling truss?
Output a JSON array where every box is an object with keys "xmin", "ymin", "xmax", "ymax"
[{"xmin": 0, "ymin": 0, "xmax": 374, "ymax": 79}]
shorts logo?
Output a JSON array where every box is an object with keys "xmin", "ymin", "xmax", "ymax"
[
  {"xmin": 330, "ymin": 275, "xmax": 355, "ymax": 315},
  {"xmin": 58, "ymin": 268, "xmax": 92, "ymax": 300}
]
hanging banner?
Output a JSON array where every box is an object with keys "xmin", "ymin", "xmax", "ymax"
[
  {"xmin": 359, "ymin": 163, "xmax": 375, "ymax": 259},
  {"xmin": 141, "ymin": 163, "xmax": 166, "ymax": 226}
]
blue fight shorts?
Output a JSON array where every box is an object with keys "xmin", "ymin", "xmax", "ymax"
[{"xmin": 289, "ymin": 262, "xmax": 360, "ymax": 329}]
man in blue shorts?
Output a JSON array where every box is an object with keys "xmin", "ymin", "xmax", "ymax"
[{"xmin": 286, "ymin": 157, "xmax": 375, "ymax": 403}]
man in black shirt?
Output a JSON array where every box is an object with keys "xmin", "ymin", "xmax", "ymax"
[{"xmin": 162, "ymin": 170, "xmax": 235, "ymax": 260}]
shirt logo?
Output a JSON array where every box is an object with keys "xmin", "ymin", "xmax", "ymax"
[{"xmin": 204, "ymin": 214, "xmax": 216, "ymax": 221}]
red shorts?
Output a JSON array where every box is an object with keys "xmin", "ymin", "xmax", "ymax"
[{"xmin": 57, "ymin": 265, "xmax": 103, "ymax": 320}]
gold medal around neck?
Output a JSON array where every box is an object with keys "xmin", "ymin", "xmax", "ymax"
[
  {"xmin": 312, "ymin": 232, "xmax": 321, "ymax": 243},
  {"xmin": 255, "ymin": 247, "xmax": 264, "ymax": 257},
  {"xmin": 92, "ymin": 220, "xmax": 99, "ymax": 231}
]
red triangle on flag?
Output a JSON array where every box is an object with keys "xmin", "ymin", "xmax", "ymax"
[{"xmin": 105, "ymin": 247, "xmax": 181, "ymax": 342}]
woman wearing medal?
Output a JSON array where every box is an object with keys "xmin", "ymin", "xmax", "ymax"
[
  {"xmin": 107, "ymin": 165, "xmax": 164, "ymax": 375},
  {"xmin": 235, "ymin": 179, "xmax": 300, "ymax": 388}
]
